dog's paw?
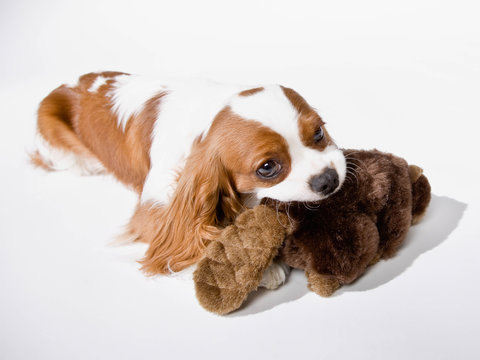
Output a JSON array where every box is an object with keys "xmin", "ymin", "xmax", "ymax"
[{"xmin": 259, "ymin": 261, "xmax": 290, "ymax": 290}]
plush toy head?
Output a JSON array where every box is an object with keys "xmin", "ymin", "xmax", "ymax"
[{"xmin": 194, "ymin": 149, "xmax": 431, "ymax": 314}]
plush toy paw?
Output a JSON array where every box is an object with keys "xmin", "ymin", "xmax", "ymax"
[{"xmin": 306, "ymin": 270, "xmax": 341, "ymax": 297}]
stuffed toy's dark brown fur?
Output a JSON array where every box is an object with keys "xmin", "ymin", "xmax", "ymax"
[
  {"xmin": 194, "ymin": 149, "xmax": 431, "ymax": 314},
  {"xmin": 277, "ymin": 149, "xmax": 431, "ymax": 296}
]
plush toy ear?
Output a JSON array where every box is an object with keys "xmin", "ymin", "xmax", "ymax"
[{"xmin": 193, "ymin": 205, "xmax": 293, "ymax": 315}]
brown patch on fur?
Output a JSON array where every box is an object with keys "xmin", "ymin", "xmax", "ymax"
[
  {"xmin": 74, "ymin": 77, "xmax": 163, "ymax": 192},
  {"xmin": 34, "ymin": 85, "xmax": 103, "ymax": 164},
  {"xmin": 208, "ymin": 107, "xmax": 291, "ymax": 192},
  {"xmin": 238, "ymin": 87, "xmax": 264, "ymax": 97},
  {"xmin": 33, "ymin": 72, "xmax": 162, "ymax": 192},
  {"xmin": 280, "ymin": 86, "xmax": 333, "ymax": 150},
  {"xmin": 138, "ymin": 106, "xmax": 293, "ymax": 275},
  {"xmin": 77, "ymin": 71, "xmax": 126, "ymax": 92}
]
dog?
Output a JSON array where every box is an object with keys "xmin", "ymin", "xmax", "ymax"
[{"xmin": 31, "ymin": 71, "xmax": 347, "ymax": 289}]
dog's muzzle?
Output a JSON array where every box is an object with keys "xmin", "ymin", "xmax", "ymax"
[{"xmin": 309, "ymin": 168, "xmax": 340, "ymax": 196}]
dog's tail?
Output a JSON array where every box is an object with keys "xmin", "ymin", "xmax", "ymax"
[
  {"xmin": 29, "ymin": 85, "xmax": 105, "ymax": 175},
  {"xmin": 408, "ymin": 165, "xmax": 431, "ymax": 225}
]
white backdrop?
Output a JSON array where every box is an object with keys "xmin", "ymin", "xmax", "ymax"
[{"xmin": 1, "ymin": 1, "xmax": 479, "ymax": 359}]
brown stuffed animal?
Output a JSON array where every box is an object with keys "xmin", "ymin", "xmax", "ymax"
[
  {"xmin": 193, "ymin": 205, "xmax": 294, "ymax": 315},
  {"xmin": 194, "ymin": 149, "xmax": 431, "ymax": 314}
]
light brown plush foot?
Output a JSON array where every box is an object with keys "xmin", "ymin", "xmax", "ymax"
[{"xmin": 306, "ymin": 270, "xmax": 341, "ymax": 297}]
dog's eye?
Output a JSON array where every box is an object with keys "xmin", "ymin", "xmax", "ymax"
[
  {"xmin": 314, "ymin": 127, "xmax": 324, "ymax": 143},
  {"xmin": 256, "ymin": 160, "xmax": 282, "ymax": 179}
]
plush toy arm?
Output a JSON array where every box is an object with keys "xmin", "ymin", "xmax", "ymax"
[{"xmin": 193, "ymin": 205, "xmax": 293, "ymax": 315}]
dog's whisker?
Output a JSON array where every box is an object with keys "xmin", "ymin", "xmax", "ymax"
[
  {"xmin": 345, "ymin": 169, "xmax": 359, "ymax": 186},
  {"xmin": 303, "ymin": 200, "xmax": 321, "ymax": 211},
  {"xmin": 275, "ymin": 200, "xmax": 287, "ymax": 227},
  {"xmin": 286, "ymin": 201, "xmax": 294, "ymax": 228},
  {"xmin": 304, "ymin": 203, "xmax": 315, "ymax": 210},
  {"xmin": 346, "ymin": 167, "xmax": 359, "ymax": 177},
  {"xmin": 346, "ymin": 169, "xmax": 358, "ymax": 181},
  {"xmin": 348, "ymin": 158, "xmax": 367, "ymax": 172},
  {"xmin": 344, "ymin": 175, "xmax": 354, "ymax": 184}
]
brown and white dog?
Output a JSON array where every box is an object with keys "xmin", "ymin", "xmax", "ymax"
[{"xmin": 31, "ymin": 72, "xmax": 346, "ymax": 288}]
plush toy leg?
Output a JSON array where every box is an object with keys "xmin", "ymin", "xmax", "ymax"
[{"xmin": 305, "ymin": 270, "xmax": 341, "ymax": 297}]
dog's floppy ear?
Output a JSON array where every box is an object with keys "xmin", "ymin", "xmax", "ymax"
[{"xmin": 137, "ymin": 138, "xmax": 243, "ymax": 275}]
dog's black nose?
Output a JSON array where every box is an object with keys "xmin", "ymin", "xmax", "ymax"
[{"xmin": 309, "ymin": 168, "xmax": 339, "ymax": 196}]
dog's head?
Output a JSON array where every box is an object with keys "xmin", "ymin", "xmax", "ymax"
[
  {"xmin": 212, "ymin": 85, "xmax": 346, "ymax": 202},
  {"xmin": 141, "ymin": 85, "xmax": 346, "ymax": 274}
]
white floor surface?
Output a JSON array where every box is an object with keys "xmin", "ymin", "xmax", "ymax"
[{"xmin": 1, "ymin": 1, "xmax": 479, "ymax": 359}]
